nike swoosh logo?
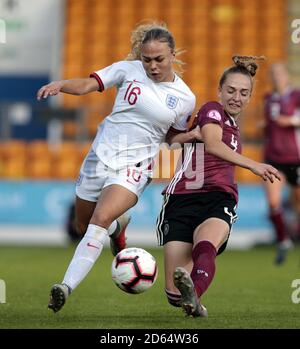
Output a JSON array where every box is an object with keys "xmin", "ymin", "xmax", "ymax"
[{"xmin": 87, "ymin": 242, "xmax": 99, "ymax": 249}]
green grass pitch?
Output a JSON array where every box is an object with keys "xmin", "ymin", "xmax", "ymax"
[{"xmin": 0, "ymin": 244, "xmax": 300, "ymax": 329}]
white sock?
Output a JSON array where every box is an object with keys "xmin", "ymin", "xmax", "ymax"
[
  {"xmin": 107, "ymin": 220, "xmax": 117, "ymax": 236},
  {"xmin": 62, "ymin": 224, "xmax": 108, "ymax": 291}
]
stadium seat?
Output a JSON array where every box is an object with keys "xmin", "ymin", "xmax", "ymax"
[
  {"xmin": 235, "ymin": 166, "xmax": 261, "ymax": 183},
  {"xmin": 27, "ymin": 157, "xmax": 52, "ymax": 179},
  {"xmin": 236, "ymin": 144, "xmax": 263, "ymax": 183},
  {"xmin": 27, "ymin": 140, "xmax": 52, "ymax": 159},
  {"xmin": 242, "ymin": 144, "xmax": 263, "ymax": 162},
  {"xmin": 86, "ymin": 119, "xmax": 99, "ymax": 138},
  {"xmin": 67, "ymin": 1, "xmax": 87, "ymax": 18},
  {"xmin": 62, "ymin": 121, "xmax": 78, "ymax": 139},
  {"xmin": 61, "ymin": 93, "xmax": 83, "ymax": 108},
  {"xmin": 1, "ymin": 158, "xmax": 26, "ymax": 179},
  {"xmin": 0, "ymin": 140, "xmax": 27, "ymax": 161},
  {"xmin": 52, "ymin": 141, "xmax": 79, "ymax": 160},
  {"xmin": 59, "ymin": 0, "xmax": 288, "ymax": 151},
  {"xmin": 77, "ymin": 141, "xmax": 92, "ymax": 163},
  {"xmin": 53, "ymin": 156, "xmax": 81, "ymax": 180}
]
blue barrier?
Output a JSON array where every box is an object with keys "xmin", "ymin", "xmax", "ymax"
[
  {"xmin": 0, "ymin": 181, "xmax": 75, "ymax": 224},
  {"xmin": 0, "ymin": 181, "xmax": 284, "ymax": 230},
  {"xmin": 131, "ymin": 184, "xmax": 280, "ymax": 231}
]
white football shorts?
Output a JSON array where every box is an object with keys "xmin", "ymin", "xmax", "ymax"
[{"xmin": 75, "ymin": 148, "xmax": 152, "ymax": 202}]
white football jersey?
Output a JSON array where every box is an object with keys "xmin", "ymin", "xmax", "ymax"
[{"xmin": 90, "ymin": 60, "xmax": 195, "ymax": 170}]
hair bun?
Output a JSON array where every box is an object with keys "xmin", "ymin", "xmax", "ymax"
[
  {"xmin": 246, "ymin": 62, "xmax": 258, "ymax": 77},
  {"xmin": 232, "ymin": 55, "xmax": 266, "ymax": 77}
]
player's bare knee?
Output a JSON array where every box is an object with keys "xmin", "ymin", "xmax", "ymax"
[{"xmin": 90, "ymin": 212, "xmax": 113, "ymax": 229}]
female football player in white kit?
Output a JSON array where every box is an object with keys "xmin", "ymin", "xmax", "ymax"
[{"xmin": 37, "ymin": 22, "xmax": 201, "ymax": 312}]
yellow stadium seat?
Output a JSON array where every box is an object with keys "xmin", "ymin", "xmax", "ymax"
[
  {"xmin": 27, "ymin": 157, "xmax": 52, "ymax": 179},
  {"xmin": 61, "ymin": 93, "xmax": 83, "ymax": 108},
  {"xmin": 53, "ymin": 157, "xmax": 81, "ymax": 180},
  {"xmin": 1, "ymin": 158, "xmax": 26, "ymax": 179},
  {"xmin": 0, "ymin": 159, "xmax": 4, "ymax": 177},
  {"xmin": 0, "ymin": 140, "xmax": 27, "ymax": 161},
  {"xmin": 242, "ymin": 144, "xmax": 263, "ymax": 162},
  {"xmin": 62, "ymin": 121, "xmax": 78, "ymax": 138},
  {"xmin": 77, "ymin": 142, "xmax": 92, "ymax": 163},
  {"xmin": 87, "ymin": 119, "xmax": 99, "ymax": 138},
  {"xmin": 235, "ymin": 167, "xmax": 261, "ymax": 183},
  {"xmin": 27, "ymin": 140, "xmax": 51, "ymax": 159},
  {"xmin": 59, "ymin": 0, "xmax": 288, "ymax": 163},
  {"xmin": 67, "ymin": 2, "xmax": 87, "ymax": 18},
  {"xmin": 52, "ymin": 141, "xmax": 79, "ymax": 160},
  {"xmin": 93, "ymin": 0, "xmax": 111, "ymax": 11}
]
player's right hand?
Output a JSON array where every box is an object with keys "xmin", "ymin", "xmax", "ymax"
[
  {"xmin": 37, "ymin": 81, "xmax": 64, "ymax": 100},
  {"xmin": 189, "ymin": 125, "xmax": 202, "ymax": 141}
]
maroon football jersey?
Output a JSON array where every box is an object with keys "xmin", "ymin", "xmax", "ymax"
[
  {"xmin": 264, "ymin": 89, "xmax": 300, "ymax": 163},
  {"xmin": 164, "ymin": 101, "xmax": 241, "ymax": 202}
]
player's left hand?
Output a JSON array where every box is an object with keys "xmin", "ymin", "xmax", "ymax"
[
  {"xmin": 261, "ymin": 164, "xmax": 281, "ymax": 183},
  {"xmin": 251, "ymin": 162, "xmax": 281, "ymax": 183}
]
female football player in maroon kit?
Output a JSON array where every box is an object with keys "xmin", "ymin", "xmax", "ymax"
[
  {"xmin": 263, "ymin": 62, "xmax": 300, "ymax": 265},
  {"xmin": 156, "ymin": 56, "xmax": 281, "ymax": 317}
]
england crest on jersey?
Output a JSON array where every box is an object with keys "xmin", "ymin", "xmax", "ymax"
[{"xmin": 166, "ymin": 94, "xmax": 178, "ymax": 109}]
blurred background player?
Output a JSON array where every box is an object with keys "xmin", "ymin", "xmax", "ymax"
[
  {"xmin": 263, "ymin": 62, "xmax": 300, "ymax": 265},
  {"xmin": 156, "ymin": 56, "xmax": 281, "ymax": 317},
  {"xmin": 37, "ymin": 22, "xmax": 202, "ymax": 313}
]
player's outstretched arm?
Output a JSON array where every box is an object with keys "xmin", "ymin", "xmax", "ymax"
[
  {"xmin": 202, "ymin": 123, "xmax": 281, "ymax": 183},
  {"xmin": 37, "ymin": 78, "xmax": 99, "ymax": 100}
]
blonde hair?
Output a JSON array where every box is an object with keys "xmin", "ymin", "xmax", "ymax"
[{"xmin": 126, "ymin": 21, "xmax": 185, "ymax": 76}]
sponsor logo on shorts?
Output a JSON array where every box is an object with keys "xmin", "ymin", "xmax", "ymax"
[
  {"xmin": 163, "ymin": 221, "xmax": 169, "ymax": 235},
  {"xmin": 224, "ymin": 207, "xmax": 238, "ymax": 224}
]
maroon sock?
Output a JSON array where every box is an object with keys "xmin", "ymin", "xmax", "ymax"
[
  {"xmin": 191, "ymin": 240, "xmax": 217, "ymax": 298},
  {"xmin": 269, "ymin": 209, "xmax": 288, "ymax": 242}
]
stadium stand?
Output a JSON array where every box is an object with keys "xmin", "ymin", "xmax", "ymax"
[{"xmin": 0, "ymin": 0, "xmax": 289, "ymax": 182}]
